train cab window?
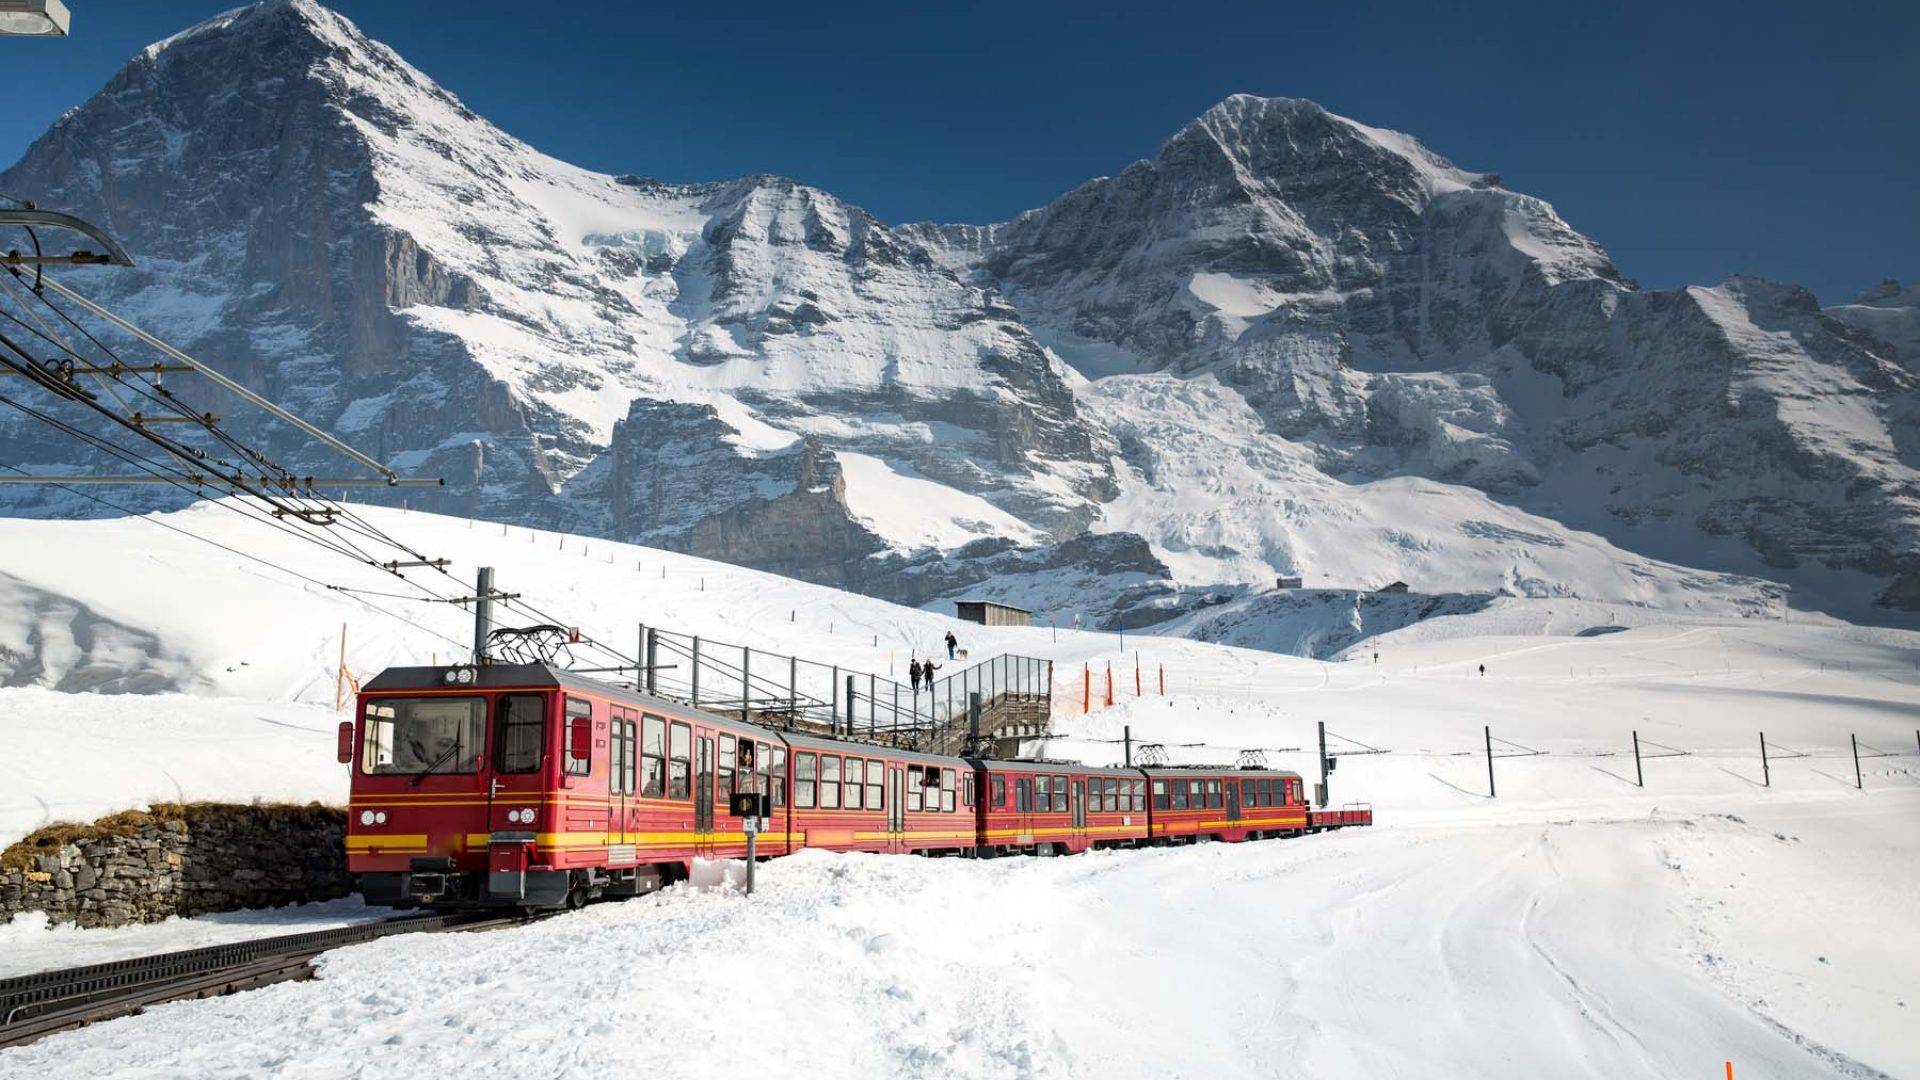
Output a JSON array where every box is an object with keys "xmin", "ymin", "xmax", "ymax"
[
  {"xmin": 941, "ymin": 768, "xmax": 956, "ymax": 813},
  {"xmin": 992, "ymin": 776, "xmax": 1007, "ymax": 808},
  {"xmin": 819, "ymin": 756, "xmax": 842, "ymax": 810},
  {"xmin": 1151, "ymin": 780, "xmax": 1169, "ymax": 810},
  {"xmin": 1016, "ymin": 778, "xmax": 1032, "ymax": 812},
  {"xmin": 867, "ymin": 760, "xmax": 884, "ymax": 810},
  {"xmin": 561, "ymin": 697, "xmax": 593, "ymax": 777},
  {"xmin": 795, "ymin": 752, "xmax": 817, "ymax": 808},
  {"xmin": 667, "ymin": 722, "xmax": 692, "ymax": 799},
  {"xmin": 719, "ymin": 735, "xmax": 736, "ymax": 797},
  {"xmin": 362, "ymin": 696, "xmax": 486, "ymax": 776},
  {"xmin": 771, "ymin": 747, "xmax": 788, "ymax": 808},
  {"xmin": 907, "ymin": 766, "xmax": 924, "ymax": 812},
  {"xmin": 843, "ymin": 757, "xmax": 864, "ymax": 810},
  {"xmin": 493, "ymin": 694, "xmax": 546, "ymax": 775},
  {"xmin": 640, "ymin": 716, "xmax": 667, "ymax": 798}
]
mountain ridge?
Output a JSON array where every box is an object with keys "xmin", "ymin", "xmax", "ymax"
[{"xmin": 2, "ymin": 0, "xmax": 1914, "ymax": 636}]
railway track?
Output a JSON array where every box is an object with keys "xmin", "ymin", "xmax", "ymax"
[{"xmin": 0, "ymin": 911, "xmax": 535, "ymax": 1049}]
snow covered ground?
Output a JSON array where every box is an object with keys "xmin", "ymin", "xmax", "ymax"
[{"xmin": 1, "ymin": 505, "xmax": 1916, "ymax": 1077}]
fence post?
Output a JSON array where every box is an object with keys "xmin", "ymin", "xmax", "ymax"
[
  {"xmin": 1633, "ymin": 730, "xmax": 1643, "ymax": 788},
  {"xmin": 1485, "ymin": 725, "xmax": 1496, "ymax": 799},
  {"xmin": 1760, "ymin": 731, "xmax": 1770, "ymax": 788},
  {"xmin": 968, "ymin": 691, "xmax": 982, "ymax": 757},
  {"xmin": 831, "ymin": 665, "xmax": 839, "ymax": 734},
  {"xmin": 846, "ymin": 674, "xmax": 856, "ymax": 737},
  {"xmin": 869, "ymin": 673, "xmax": 877, "ymax": 738},
  {"xmin": 1852, "ymin": 733, "xmax": 1863, "ymax": 790}
]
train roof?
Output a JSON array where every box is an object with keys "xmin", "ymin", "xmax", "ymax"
[
  {"xmin": 967, "ymin": 757, "xmax": 1145, "ymax": 778},
  {"xmin": 363, "ymin": 663, "xmax": 697, "ymax": 714}
]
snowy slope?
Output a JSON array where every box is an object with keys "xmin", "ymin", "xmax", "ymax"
[{"xmin": 1, "ymin": 508, "xmax": 1917, "ymax": 1076}]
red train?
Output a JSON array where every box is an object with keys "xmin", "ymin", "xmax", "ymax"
[{"xmin": 341, "ymin": 663, "xmax": 1371, "ymax": 910}]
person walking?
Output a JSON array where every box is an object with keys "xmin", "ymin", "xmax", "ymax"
[
  {"xmin": 945, "ymin": 630, "xmax": 958, "ymax": 660},
  {"xmin": 909, "ymin": 659, "xmax": 924, "ymax": 695},
  {"xmin": 1478, "ymin": 663, "xmax": 1486, "ymax": 677}
]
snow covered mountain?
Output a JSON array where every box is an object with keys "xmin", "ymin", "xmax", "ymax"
[{"xmin": 1, "ymin": 1, "xmax": 1912, "ymax": 630}]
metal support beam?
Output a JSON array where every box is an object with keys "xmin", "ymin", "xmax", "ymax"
[
  {"xmin": 472, "ymin": 567, "xmax": 494, "ymax": 664},
  {"xmin": 0, "ymin": 475, "xmax": 442, "ymax": 487},
  {"xmin": 0, "ymin": 363, "xmax": 193, "ymax": 377},
  {"xmin": 0, "ymin": 208, "xmax": 133, "ymax": 266}
]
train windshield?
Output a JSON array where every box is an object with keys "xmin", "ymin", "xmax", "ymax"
[{"xmin": 361, "ymin": 697, "xmax": 487, "ymax": 776}]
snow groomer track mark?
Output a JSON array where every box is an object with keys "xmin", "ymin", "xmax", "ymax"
[{"xmin": 0, "ymin": 911, "xmax": 540, "ymax": 1048}]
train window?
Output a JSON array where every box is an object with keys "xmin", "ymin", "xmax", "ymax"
[
  {"xmin": 1260, "ymin": 780, "xmax": 1273, "ymax": 806},
  {"xmin": 906, "ymin": 767, "xmax": 923, "ymax": 812},
  {"xmin": 964, "ymin": 774, "xmax": 975, "ymax": 808},
  {"xmin": 640, "ymin": 716, "xmax": 667, "ymax": 798},
  {"xmin": 992, "ymin": 776, "xmax": 1007, "ymax": 808},
  {"xmin": 1151, "ymin": 780, "xmax": 1168, "ymax": 810},
  {"xmin": 942, "ymin": 769, "xmax": 956, "ymax": 813},
  {"xmin": 1032, "ymin": 775, "xmax": 1049, "ymax": 813},
  {"xmin": 1106, "ymin": 779, "xmax": 1121, "ymax": 812},
  {"xmin": 756, "ymin": 742, "xmax": 773, "ymax": 802},
  {"xmin": 1054, "ymin": 776, "xmax": 1069, "ymax": 813},
  {"xmin": 843, "ymin": 757, "xmax": 864, "ymax": 810},
  {"xmin": 771, "ymin": 747, "xmax": 787, "ymax": 807},
  {"xmin": 667, "ymin": 722, "xmax": 692, "ymax": 799},
  {"xmin": 796, "ymin": 752, "xmax": 816, "ymax": 809},
  {"xmin": 719, "ymin": 735, "xmax": 736, "ymax": 798},
  {"xmin": 562, "ymin": 697, "xmax": 593, "ymax": 778},
  {"xmin": 1206, "ymin": 779, "xmax": 1222, "ymax": 809},
  {"xmin": 362, "ymin": 697, "xmax": 486, "ymax": 776},
  {"xmin": 492, "ymin": 694, "xmax": 546, "ymax": 775},
  {"xmin": 819, "ymin": 756, "xmax": 842, "ymax": 810},
  {"xmin": 867, "ymin": 760, "xmax": 884, "ymax": 810},
  {"xmin": 1170, "ymin": 781, "xmax": 1188, "ymax": 810},
  {"xmin": 1132, "ymin": 780, "xmax": 1146, "ymax": 812},
  {"xmin": 609, "ymin": 717, "xmax": 631, "ymax": 795},
  {"xmin": 1016, "ymin": 778, "xmax": 1031, "ymax": 813}
]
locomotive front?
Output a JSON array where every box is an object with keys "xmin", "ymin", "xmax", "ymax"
[{"xmin": 340, "ymin": 664, "xmax": 575, "ymax": 909}]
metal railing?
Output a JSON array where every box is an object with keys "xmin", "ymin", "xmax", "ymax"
[{"xmin": 584, "ymin": 623, "xmax": 1051, "ymax": 752}]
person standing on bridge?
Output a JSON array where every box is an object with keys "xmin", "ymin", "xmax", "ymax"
[
  {"xmin": 909, "ymin": 658, "xmax": 924, "ymax": 695},
  {"xmin": 945, "ymin": 630, "xmax": 958, "ymax": 660}
]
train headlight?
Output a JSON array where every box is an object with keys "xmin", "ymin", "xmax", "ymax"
[
  {"xmin": 360, "ymin": 810, "xmax": 375, "ymax": 826},
  {"xmin": 443, "ymin": 666, "xmax": 476, "ymax": 685},
  {"xmin": 375, "ymin": 811, "xmax": 388, "ymax": 824}
]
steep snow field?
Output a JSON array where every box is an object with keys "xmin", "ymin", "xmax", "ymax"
[{"xmin": 1, "ymin": 505, "xmax": 1916, "ymax": 1078}]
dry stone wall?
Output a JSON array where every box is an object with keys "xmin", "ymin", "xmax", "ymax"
[{"xmin": 0, "ymin": 803, "xmax": 348, "ymax": 928}]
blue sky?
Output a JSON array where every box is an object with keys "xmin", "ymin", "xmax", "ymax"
[{"xmin": 3, "ymin": 0, "xmax": 1914, "ymax": 303}]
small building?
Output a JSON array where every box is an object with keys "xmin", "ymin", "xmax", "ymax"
[
  {"xmin": 1275, "ymin": 575, "xmax": 1303, "ymax": 590},
  {"xmin": 955, "ymin": 600, "xmax": 1033, "ymax": 627},
  {"xmin": 1377, "ymin": 581, "xmax": 1410, "ymax": 594}
]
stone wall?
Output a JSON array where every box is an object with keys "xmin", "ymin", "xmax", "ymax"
[{"xmin": 0, "ymin": 802, "xmax": 348, "ymax": 929}]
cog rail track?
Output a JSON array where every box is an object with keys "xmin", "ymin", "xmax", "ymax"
[{"xmin": 0, "ymin": 911, "xmax": 536, "ymax": 1049}]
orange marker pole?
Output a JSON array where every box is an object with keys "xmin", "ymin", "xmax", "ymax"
[
  {"xmin": 1105, "ymin": 662, "xmax": 1114, "ymax": 707},
  {"xmin": 1159, "ymin": 664, "xmax": 1165, "ymax": 695},
  {"xmin": 1083, "ymin": 663, "xmax": 1091, "ymax": 715},
  {"xmin": 1135, "ymin": 658, "xmax": 1142, "ymax": 697},
  {"xmin": 1725, "ymin": 1063, "xmax": 1733, "ymax": 1080}
]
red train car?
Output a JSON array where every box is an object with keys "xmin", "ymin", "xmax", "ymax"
[
  {"xmin": 342, "ymin": 663, "xmax": 1360, "ymax": 911},
  {"xmin": 783, "ymin": 732, "xmax": 973, "ymax": 856},
  {"xmin": 970, "ymin": 759, "xmax": 1148, "ymax": 855},
  {"xmin": 1143, "ymin": 767, "xmax": 1308, "ymax": 843}
]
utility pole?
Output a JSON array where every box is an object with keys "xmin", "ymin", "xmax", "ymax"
[
  {"xmin": 1317, "ymin": 721, "xmax": 1329, "ymax": 808},
  {"xmin": 1123, "ymin": 724, "xmax": 1133, "ymax": 768},
  {"xmin": 472, "ymin": 566, "xmax": 494, "ymax": 663},
  {"xmin": 644, "ymin": 628, "xmax": 658, "ymax": 694},
  {"xmin": 1485, "ymin": 725, "xmax": 1496, "ymax": 799},
  {"xmin": 967, "ymin": 691, "xmax": 982, "ymax": 757}
]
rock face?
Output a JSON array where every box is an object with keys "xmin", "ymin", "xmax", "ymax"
[
  {"xmin": 0, "ymin": 802, "xmax": 347, "ymax": 928},
  {"xmin": 1, "ymin": 3, "xmax": 1914, "ymax": 627}
]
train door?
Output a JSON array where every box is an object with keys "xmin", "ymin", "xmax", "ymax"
[
  {"xmin": 887, "ymin": 766, "xmax": 905, "ymax": 852},
  {"xmin": 694, "ymin": 731, "xmax": 714, "ymax": 854},
  {"xmin": 1225, "ymin": 780, "xmax": 1241, "ymax": 823}
]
